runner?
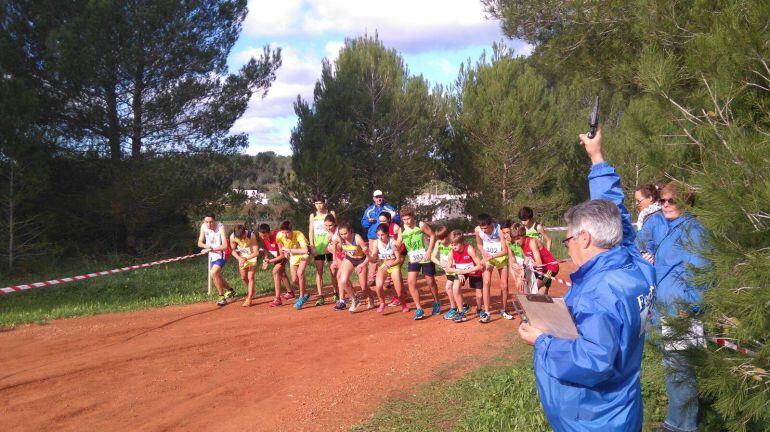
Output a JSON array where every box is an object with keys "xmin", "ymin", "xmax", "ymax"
[
  {"xmin": 361, "ymin": 190, "xmax": 400, "ymax": 286},
  {"xmin": 230, "ymin": 224, "xmax": 259, "ymax": 307},
  {"xmin": 332, "ymin": 221, "xmax": 374, "ymax": 312},
  {"xmin": 474, "ymin": 214, "xmax": 511, "ymax": 322},
  {"xmin": 276, "ymin": 221, "xmax": 311, "ymax": 310},
  {"xmin": 323, "ymin": 214, "xmax": 345, "ymax": 304},
  {"xmin": 518, "ymin": 206, "xmax": 553, "ymax": 251},
  {"xmin": 400, "ymin": 206, "xmax": 441, "ymax": 320},
  {"xmin": 370, "ymin": 223, "xmax": 406, "ymax": 313},
  {"xmin": 197, "ymin": 213, "xmax": 235, "ymax": 306},
  {"xmin": 444, "ymin": 230, "xmax": 483, "ymax": 323},
  {"xmin": 431, "ymin": 226, "xmax": 468, "ymax": 320},
  {"xmin": 374, "ymin": 211, "xmax": 404, "ymax": 305},
  {"xmin": 308, "ymin": 195, "xmax": 337, "ymax": 306},
  {"xmin": 257, "ymin": 223, "xmax": 295, "ymax": 307},
  {"xmin": 511, "ymin": 224, "xmax": 560, "ymax": 295},
  {"xmin": 501, "ymin": 220, "xmax": 527, "ymax": 294}
]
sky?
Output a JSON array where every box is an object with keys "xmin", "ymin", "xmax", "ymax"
[{"xmin": 226, "ymin": 0, "xmax": 531, "ymax": 156}]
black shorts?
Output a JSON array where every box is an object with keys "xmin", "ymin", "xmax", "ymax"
[
  {"xmin": 407, "ymin": 262, "xmax": 435, "ymax": 276},
  {"xmin": 467, "ymin": 276, "xmax": 483, "ymax": 289},
  {"xmin": 536, "ymin": 273, "xmax": 553, "ymax": 288},
  {"xmin": 346, "ymin": 256, "xmax": 366, "ymax": 267},
  {"xmin": 314, "ymin": 253, "xmax": 333, "ymax": 262},
  {"xmin": 446, "ymin": 274, "xmax": 458, "ymax": 281}
]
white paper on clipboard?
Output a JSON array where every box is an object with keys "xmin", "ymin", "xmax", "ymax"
[{"xmin": 515, "ymin": 294, "xmax": 578, "ymax": 340}]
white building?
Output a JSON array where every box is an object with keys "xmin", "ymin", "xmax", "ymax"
[
  {"xmin": 408, "ymin": 193, "xmax": 467, "ymax": 221},
  {"xmin": 241, "ymin": 189, "xmax": 269, "ymax": 205}
]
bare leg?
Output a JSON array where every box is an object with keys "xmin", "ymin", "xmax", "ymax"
[
  {"xmin": 296, "ymin": 258, "xmax": 308, "ymax": 297},
  {"xmin": 445, "ymin": 280, "xmax": 457, "ymax": 309},
  {"xmin": 452, "ymin": 279, "xmax": 464, "ymax": 311},
  {"xmin": 210, "ymin": 265, "xmax": 225, "ymax": 296},
  {"xmin": 407, "ymin": 271, "xmax": 422, "ymax": 310},
  {"xmin": 242, "ymin": 267, "xmax": 256, "ymax": 306},
  {"xmin": 314, "ymin": 258, "xmax": 325, "ymax": 297},
  {"xmin": 498, "ymin": 266, "xmax": 510, "ymax": 312}
]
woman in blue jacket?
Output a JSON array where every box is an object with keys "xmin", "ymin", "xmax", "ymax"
[{"xmin": 640, "ymin": 182, "xmax": 709, "ymax": 432}]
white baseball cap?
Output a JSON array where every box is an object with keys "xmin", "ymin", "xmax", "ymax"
[{"xmin": 372, "ymin": 189, "xmax": 383, "ymax": 197}]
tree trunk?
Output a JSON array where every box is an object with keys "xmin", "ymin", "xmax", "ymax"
[
  {"xmin": 8, "ymin": 164, "xmax": 13, "ymax": 270},
  {"xmin": 131, "ymin": 63, "xmax": 144, "ymax": 158},
  {"xmin": 106, "ymin": 80, "xmax": 121, "ymax": 160}
]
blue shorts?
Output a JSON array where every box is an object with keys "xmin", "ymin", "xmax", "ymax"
[{"xmin": 209, "ymin": 258, "xmax": 226, "ymax": 269}]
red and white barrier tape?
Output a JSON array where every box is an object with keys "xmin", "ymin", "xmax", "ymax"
[
  {"xmin": 706, "ymin": 336, "xmax": 758, "ymax": 357},
  {"xmin": 0, "ymin": 251, "xmax": 206, "ymax": 295},
  {"xmin": 526, "ymin": 263, "xmax": 572, "ymax": 287},
  {"xmin": 463, "ymin": 226, "xmax": 568, "ymax": 237}
]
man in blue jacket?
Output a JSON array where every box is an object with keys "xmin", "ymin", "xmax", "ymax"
[
  {"xmin": 361, "ymin": 189, "xmax": 400, "ymax": 284},
  {"xmin": 518, "ymin": 127, "xmax": 656, "ymax": 432}
]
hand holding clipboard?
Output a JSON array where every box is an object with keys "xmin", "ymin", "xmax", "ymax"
[{"xmin": 515, "ymin": 294, "xmax": 578, "ymax": 345}]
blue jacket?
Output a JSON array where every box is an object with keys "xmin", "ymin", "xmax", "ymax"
[
  {"xmin": 533, "ymin": 162, "xmax": 656, "ymax": 432},
  {"xmin": 361, "ymin": 202, "xmax": 400, "ymax": 239},
  {"xmin": 638, "ymin": 212, "xmax": 708, "ymax": 317}
]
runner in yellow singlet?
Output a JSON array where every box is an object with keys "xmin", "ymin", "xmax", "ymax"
[
  {"xmin": 308, "ymin": 195, "xmax": 337, "ymax": 306},
  {"xmin": 230, "ymin": 224, "xmax": 259, "ymax": 307},
  {"xmin": 276, "ymin": 220, "xmax": 311, "ymax": 310},
  {"xmin": 331, "ymin": 221, "xmax": 373, "ymax": 312}
]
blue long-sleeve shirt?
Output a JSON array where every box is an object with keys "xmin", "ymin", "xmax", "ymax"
[
  {"xmin": 639, "ymin": 212, "xmax": 709, "ymax": 317},
  {"xmin": 533, "ymin": 162, "xmax": 656, "ymax": 432},
  {"xmin": 361, "ymin": 202, "xmax": 400, "ymax": 240}
]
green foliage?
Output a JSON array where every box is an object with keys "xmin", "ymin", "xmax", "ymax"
[{"xmin": 284, "ymin": 34, "xmax": 448, "ymax": 228}]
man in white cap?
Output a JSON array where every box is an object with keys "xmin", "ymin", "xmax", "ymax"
[{"xmin": 361, "ymin": 190, "xmax": 400, "ymax": 285}]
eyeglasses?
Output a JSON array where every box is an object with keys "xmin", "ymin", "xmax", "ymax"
[
  {"xmin": 635, "ymin": 197, "xmax": 649, "ymax": 205},
  {"xmin": 658, "ymin": 198, "xmax": 676, "ymax": 205},
  {"xmin": 562, "ymin": 235, "xmax": 575, "ymax": 248}
]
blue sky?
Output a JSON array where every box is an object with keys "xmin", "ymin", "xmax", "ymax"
[{"xmin": 226, "ymin": 0, "xmax": 530, "ymax": 155}]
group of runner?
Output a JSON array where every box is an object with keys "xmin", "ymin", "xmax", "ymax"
[{"xmin": 198, "ymin": 190, "xmax": 560, "ymax": 323}]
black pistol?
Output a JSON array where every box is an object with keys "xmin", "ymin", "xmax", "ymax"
[{"xmin": 588, "ymin": 96, "xmax": 599, "ymax": 139}]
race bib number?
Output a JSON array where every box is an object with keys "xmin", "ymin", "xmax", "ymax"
[
  {"xmin": 313, "ymin": 220, "xmax": 327, "ymax": 235},
  {"xmin": 483, "ymin": 241, "xmax": 501, "ymax": 255},
  {"xmin": 379, "ymin": 252, "xmax": 395, "ymax": 261},
  {"xmin": 408, "ymin": 249, "xmax": 426, "ymax": 263},
  {"xmin": 439, "ymin": 255, "xmax": 449, "ymax": 267},
  {"xmin": 455, "ymin": 262, "xmax": 473, "ymax": 270}
]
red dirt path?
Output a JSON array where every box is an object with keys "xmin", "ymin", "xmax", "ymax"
[{"xmin": 0, "ymin": 264, "xmax": 574, "ymax": 432}]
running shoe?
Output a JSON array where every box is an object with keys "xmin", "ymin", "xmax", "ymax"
[
  {"xmin": 224, "ymin": 288, "xmax": 237, "ymax": 299},
  {"xmin": 501, "ymin": 310, "xmax": 514, "ymax": 320},
  {"xmin": 401, "ymin": 303, "xmax": 409, "ymax": 313},
  {"xmin": 349, "ymin": 297, "xmax": 361, "ymax": 312},
  {"xmin": 388, "ymin": 296, "xmax": 402, "ymax": 307},
  {"xmin": 453, "ymin": 311, "xmax": 468, "ymax": 323},
  {"xmin": 269, "ymin": 297, "xmax": 282, "ymax": 307},
  {"xmin": 281, "ymin": 292, "xmax": 296, "ymax": 300},
  {"xmin": 333, "ymin": 300, "xmax": 347, "ymax": 311},
  {"xmin": 377, "ymin": 303, "xmax": 386, "ymax": 313},
  {"xmin": 315, "ymin": 296, "xmax": 325, "ymax": 306},
  {"xmin": 294, "ymin": 294, "xmax": 310, "ymax": 310},
  {"xmin": 443, "ymin": 308, "xmax": 457, "ymax": 320},
  {"xmin": 414, "ymin": 308, "xmax": 425, "ymax": 320},
  {"xmin": 367, "ymin": 293, "xmax": 377, "ymax": 310},
  {"xmin": 431, "ymin": 301, "xmax": 441, "ymax": 315},
  {"xmin": 332, "ymin": 294, "xmax": 339, "ymax": 303},
  {"xmin": 479, "ymin": 310, "xmax": 491, "ymax": 323},
  {"xmin": 462, "ymin": 304, "xmax": 470, "ymax": 314},
  {"xmin": 216, "ymin": 296, "xmax": 227, "ymax": 306}
]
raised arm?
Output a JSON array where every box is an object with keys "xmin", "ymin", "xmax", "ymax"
[{"xmin": 579, "ymin": 126, "xmax": 636, "ymax": 247}]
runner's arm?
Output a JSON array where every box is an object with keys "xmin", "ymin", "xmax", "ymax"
[
  {"xmin": 529, "ymin": 238, "xmax": 544, "ymax": 266},
  {"xmin": 230, "ymin": 234, "xmax": 242, "ymax": 259},
  {"xmin": 538, "ymin": 225, "xmax": 553, "ymax": 251},
  {"xmin": 197, "ymin": 225, "xmax": 208, "ymax": 250},
  {"xmin": 392, "ymin": 246, "xmax": 404, "ymax": 266},
  {"xmin": 245, "ymin": 234, "xmax": 259, "ymax": 261},
  {"xmin": 308, "ymin": 214, "xmax": 315, "ymax": 248},
  {"xmin": 420, "ymin": 222, "xmax": 437, "ymax": 259},
  {"xmin": 489, "ymin": 237, "xmax": 509, "ymax": 260},
  {"xmin": 430, "ymin": 244, "xmax": 442, "ymax": 267},
  {"xmin": 474, "ymin": 228, "xmax": 488, "ymax": 260}
]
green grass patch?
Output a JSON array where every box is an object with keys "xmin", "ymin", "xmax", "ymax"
[
  {"xmin": 354, "ymin": 345, "xmax": 667, "ymax": 432},
  {"xmin": 0, "ymin": 255, "xmax": 333, "ymax": 328}
]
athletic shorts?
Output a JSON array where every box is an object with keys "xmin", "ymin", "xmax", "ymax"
[
  {"xmin": 240, "ymin": 259, "xmax": 257, "ymax": 270},
  {"xmin": 407, "ymin": 261, "xmax": 435, "ymax": 276},
  {"xmin": 536, "ymin": 270, "xmax": 555, "ymax": 288},
  {"xmin": 289, "ymin": 254, "xmax": 309, "ymax": 267},
  {"xmin": 446, "ymin": 273, "xmax": 458, "ymax": 281},
  {"xmin": 380, "ymin": 263, "xmax": 401, "ymax": 275},
  {"xmin": 467, "ymin": 276, "xmax": 483, "ymax": 289},
  {"xmin": 346, "ymin": 256, "xmax": 366, "ymax": 267},
  {"xmin": 314, "ymin": 253, "xmax": 333, "ymax": 262},
  {"xmin": 488, "ymin": 256, "xmax": 509, "ymax": 270},
  {"xmin": 209, "ymin": 258, "xmax": 226, "ymax": 269}
]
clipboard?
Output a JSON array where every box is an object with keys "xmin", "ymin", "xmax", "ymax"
[{"xmin": 514, "ymin": 294, "xmax": 578, "ymax": 340}]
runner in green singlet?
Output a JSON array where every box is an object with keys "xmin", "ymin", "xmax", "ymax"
[
  {"xmin": 400, "ymin": 206, "xmax": 441, "ymax": 320},
  {"xmin": 309, "ymin": 195, "xmax": 337, "ymax": 306}
]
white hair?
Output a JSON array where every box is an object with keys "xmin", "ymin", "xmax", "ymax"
[{"xmin": 564, "ymin": 199, "xmax": 623, "ymax": 249}]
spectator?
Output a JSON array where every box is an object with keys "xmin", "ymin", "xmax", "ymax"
[{"xmin": 640, "ymin": 182, "xmax": 709, "ymax": 432}]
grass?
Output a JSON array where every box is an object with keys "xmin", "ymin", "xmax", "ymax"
[
  {"xmin": 0, "ymin": 255, "xmax": 333, "ymax": 328},
  {"xmin": 353, "ymin": 345, "xmax": 667, "ymax": 432}
]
